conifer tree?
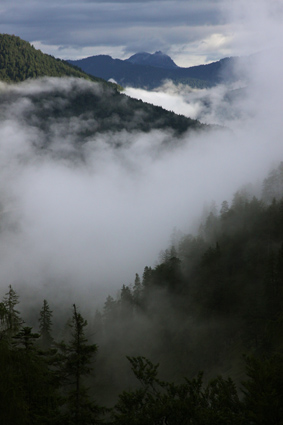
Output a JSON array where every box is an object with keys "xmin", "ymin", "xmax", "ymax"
[
  {"xmin": 1, "ymin": 324, "xmax": 62, "ymax": 425},
  {"xmin": 103, "ymin": 295, "xmax": 118, "ymax": 327},
  {"xmin": 62, "ymin": 304, "xmax": 100, "ymax": 425},
  {"xmin": 133, "ymin": 273, "xmax": 142, "ymax": 308},
  {"xmin": 119, "ymin": 285, "xmax": 133, "ymax": 319},
  {"xmin": 2, "ymin": 285, "xmax": 23, "ymax": 336},
  {"xmin": 39, "ymin": 299, "xmax": 54, "ymax": 349}
]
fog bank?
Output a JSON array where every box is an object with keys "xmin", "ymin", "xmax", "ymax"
[{"xmin": 0, "ymin": 0, "xmax": 283, "ymax": 308}]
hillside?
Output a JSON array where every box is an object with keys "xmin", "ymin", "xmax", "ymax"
[
  {"xmin": 0, "ymin": 77, "xmax": 208, "ymax": 145},
  {"xmin": 0, "ymin": 34, "xmax": 210, "ymax": 138},
  {"xmin": 68, "ymin": 53, "xmax": 245, "ymax": 89},
  {"xmin": 0, "ymin": 34, "xmax": 113, "ymax": 86},
  {"xmin": 88, "ymin": 164, "xmax": 283, "ymax": 404},
  {"xmin": 0, "ymin": 164, "xmax": 282, "ymax": 424}
]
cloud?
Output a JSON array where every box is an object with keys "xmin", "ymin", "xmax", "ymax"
[
  {"xmin": 0, "ymin": 31, "xmax": 283, "ymax": 310},
  {"xmin": 125, "ymin": 80, "xmax": 248, "ymax": 127},
  {"xmin": 0, "ymin": 0, "xmax": 229, "ymax": 64},
  {"xmin": 0, "ymin": 0, "xmax": 283, "ymax": 313}
]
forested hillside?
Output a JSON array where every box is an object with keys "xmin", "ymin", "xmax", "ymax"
[
  {"xmin": 0, "ymin": 34, "xmax": 210, "ymax": 139},
  {"xmin": 0, "ymin": 31, "xmax": 281, "ymax": 425},
  {"xmin": 0, "ymin": 163, "xmax": 282, "ymax": 424},
  {"xmin": 0, "ymin": 34, "xmax": 112, "ymax": 86},
  {"xmin": 0, "ymin": 77, "xmax": 207, "ymax": 143}
]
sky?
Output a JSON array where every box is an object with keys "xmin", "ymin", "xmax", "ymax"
[{"xmin": 1, "ymin": 0, "xmax": 281, "ymax": 66}]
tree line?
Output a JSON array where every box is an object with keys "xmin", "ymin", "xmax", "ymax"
[
  {"xmin": 1, "ymin": 163, "xmax": 283, "ymax": 424},
  {"xmin": 0, "ymin": 285, "xmax": 282, "ymax": 424},
  {"xmin": 0, "ymin": 33, "xmax": 114, "ymax": 86}
]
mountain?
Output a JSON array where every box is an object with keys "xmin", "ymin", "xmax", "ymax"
[
  {"xmin": 68, "ymin": 53, "xmax": 244, "ymax": 90},
  {"xmin": 1, "ymin": 162, "xmax": 283, "ymax": 421},
  {"xmin": 126, "ymin": 51, "xmax": 178, "ymax": 69},
  {"xmin": 0, "ymin": 33, "xmax": 115, "ymax": 87},
  {"xmin": 0, "ymin": 77, "xmax": 208, "ymax": 150},
  {"xmin": 0, "ymin": 34, "xmax": 210, "ymax": 137}
]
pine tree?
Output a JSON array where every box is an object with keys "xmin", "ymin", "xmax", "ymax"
[
  {"xmin": 39, "ymin": 299, "xmax": 53, "ymax": 349},
  {"xmin": 62, "ymin": 304, "xmax": 101, "ymax": 425},
  {"xmin": 103, "ymin": 295, "xmax": 118, "ymax": 327},
  {"xmin": 1, "ymin": 326, "xmax": 61, "ymax": 425},
  {"xmin": 2, "ymin": 285, "xmax": 23, "ymax": 336},
  {"xmin": 119, "ymin": 285, "xmax": 133, "ymax": 320},
  {"xmin": 133, "ymin": 273, "xmax": 142, "ymax": 308}
]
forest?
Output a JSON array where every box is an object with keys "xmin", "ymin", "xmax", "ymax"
[
  {"xmin": 0, "ymin": 162, "xmax": 282, "ymax": 424},
  {"xmin": 0, "ymin": 75, "xmax": 207, "ymax": 144},
  {"xmin": 0, "ymin": 34, "xmax": 116, "ymax": 88}
]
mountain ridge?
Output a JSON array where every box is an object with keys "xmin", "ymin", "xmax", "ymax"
[
  {"xmin": 0, "ymin": 34, "xmax": 211, "ymax": 142},
  {"xmin": 126, "ymin": 51, "xmax": 178, "ymax": 69},
  {"xmin": 68, "ymin": 53, "xmax": 244, "ymax": 89}
]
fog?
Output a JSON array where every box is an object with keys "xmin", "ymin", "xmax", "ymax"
[{"xmin": 0, "ymin": 0, "xmax": 283, "ymax": 310}]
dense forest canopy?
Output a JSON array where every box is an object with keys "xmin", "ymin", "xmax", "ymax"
[
  {"xmin": 0, "ymin": 76, "xmax": 208, "ymax": 146},
  {"xmin": 0, "ymin": 163, "xmax": 282, "ymax": 424},
  {"xmin": 0, "ymin": 33, "xmax": 117, "ymax": 88}
]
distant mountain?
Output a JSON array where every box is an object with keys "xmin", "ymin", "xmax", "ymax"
[
  {"xmin": 126, "ymin": 51, "xmax": 178, "ymax": 69},
  {"xmin": 68, "ymin": 53, "xmax": 245, "ymax": 90},
  {"xmin": 0, "ymin": 34, "xmax": 211, "ymax": 142},
  {"xmin": 0, "ymin": 34, "xmax": 115, "ymax": 87}
]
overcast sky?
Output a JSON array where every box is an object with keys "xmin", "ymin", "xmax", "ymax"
[{"xmin": 1, "ymin": 0, "xmax": 279, "ymax": 66}]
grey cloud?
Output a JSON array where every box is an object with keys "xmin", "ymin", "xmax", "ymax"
[
  {"xmin": 1, "ymin": 0, "xmax": 282, "ymax": 310},
  {"xmin": 1, "ymin": 2, "xmax": 224, "ymax": 28},
  {"xmin": 0, "ymin": 1, "xmax": 225, "ymax": 54},
  {"xmin": 0, "ymin": 41, "xmax": 283, "ymax": 308}
]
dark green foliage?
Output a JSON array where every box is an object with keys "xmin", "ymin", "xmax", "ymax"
[
  {"xmin": 0, "ymin": 34, "xmax": 208, "ymax": 143},
  {"xmin": 95, "ymin": 166, "xmax": 283, "ymax": 403},
  {"xmin": 0, "ymin": 76, "xmax": 207, "ymax": 148},
  {"xmin": 13, "ymin": 326, "xmax": 40, "ymax": 351},
  {"xmin": 0, "ymin": 337, "xmax": 27, "ymax": 425},
  {"xmin": 1, "ymin": 285, "xmax": 23, "ymax": 336},
  {"xmin": 112, "ymin": 356, "xmax": 244, "ymax": 425},
  {"xmin": 0, "ymin": 167, "xmax": 283, "ymax": 422},
  {"xmin": 0, "ymin": 292, "xmax": 101, "ymax": 424},
  {"xmin": 60, "ymin": 304, "xmax": 100, "ymax": 425},
  {"xmin": 0, "ymin": 324, "xmax": 61, "ymax": 425},
  {"xmin": 0, "ymin": 33, "xmax": 113, "ymax": 86},
  {"xmin": 242, "ymin": 354, "xmax": 283, "ymax": 425},
  {"xmin": 38, "ymin": 299, "xmax": 54, "ymax": 349}
]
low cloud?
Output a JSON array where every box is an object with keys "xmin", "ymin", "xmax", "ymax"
[
  {"xmin": 125, "ymin": 80, "xmax": 248, "ymax": 127},
  {"xmin": 0, "ymin": 71, "xmax": 282, "ymax": 311},
  {"xmin": 0, "ymin": 0, "xmax": 283, "ymax": 310}
]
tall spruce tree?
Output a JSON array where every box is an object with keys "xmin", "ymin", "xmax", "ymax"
[
  {"xmin": 11, "ymin": 326, "xmax": 61, "ymax": 425},
  {"xmin": 62, "ymin": 304, "xmax": 101, "ymax": 425},
  {"xmin": 39, "ymin": 299, "xmax": 53, "ymax": 349},
  {"xmin": 2, "ymin": 285, "xmax": 23, "ymax": 336}
]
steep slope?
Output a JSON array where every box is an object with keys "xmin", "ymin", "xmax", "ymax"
[
  {"xmin": 0, "ymin": 34, "xmax": 112, "ymax": 86},
  {"xmin": 0, "ymin": 77, "xmax": 208, "ymax": 150},
  {"xmin": 0, "ymin": 34, "xmax": 210, "ymax": 153}
]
